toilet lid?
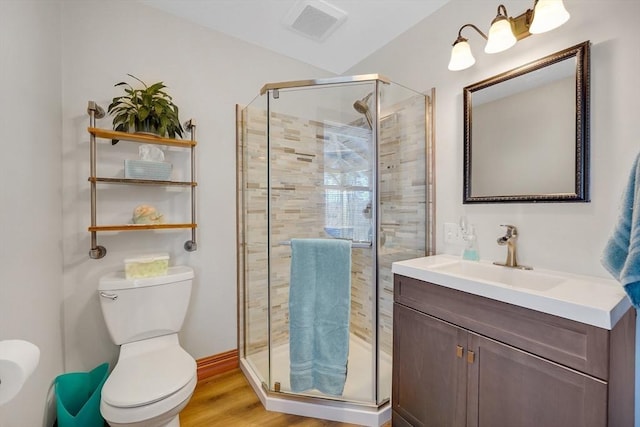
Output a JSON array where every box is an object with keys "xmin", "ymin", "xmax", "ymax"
[{"xmin": 102, "ymin": 345, "xmax": 196, "ymax": 408}]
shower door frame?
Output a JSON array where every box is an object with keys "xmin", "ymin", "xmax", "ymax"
[
  {"xmin": 238, "ymin": 74, "xmax": 436, "ymax": 409},
  {"xmin": 259, "ymin": 74, "xmax": 391, "ymax": 95}
]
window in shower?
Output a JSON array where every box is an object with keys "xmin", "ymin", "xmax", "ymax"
[{"xmin": 323, "ymin": 125, "xmax": 372, "ymax": 244}]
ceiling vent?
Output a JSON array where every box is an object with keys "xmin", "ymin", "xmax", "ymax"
[{"xmin": 283, "ymin": 0, "xmax": 348, "ymax": 42}]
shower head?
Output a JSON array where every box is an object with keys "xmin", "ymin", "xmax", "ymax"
[
  {"xmin": 353, "ymin": 92, "xmax": 372, "ymax": 114},
  {"xmin": 353, "ymin": 92, "xmax": 373, "ymax": 129}
]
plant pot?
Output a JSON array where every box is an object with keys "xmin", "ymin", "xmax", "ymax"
[
  {"xmin": 108, "ymin": 75, "xmax": 184, "ymax": 144},
  {"xmin": 135, "ymin": 122, "xmax": 161, "ymax": 137}
]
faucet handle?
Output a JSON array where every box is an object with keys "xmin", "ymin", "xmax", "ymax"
[{"xmin": 499, "ymin": 224, "xmax": 517, "ymax": 236}]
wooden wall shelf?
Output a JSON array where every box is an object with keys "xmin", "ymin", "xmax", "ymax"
[
  {"xmin": 87, "ymin": 101, "xmax": 198, "ymax": 259},
  {"xmin": 88, "ymin": 127, "xmax": 197, "ymax": 147},
  {"xmin": 88, "ymin": 223, "xmax": 197, "ymax": 232},
  {"xmin": 89, "ymin": 177, "xmax": 197, "ymax": 187}
]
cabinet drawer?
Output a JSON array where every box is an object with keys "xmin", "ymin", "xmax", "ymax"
[{"xmin": 394, "ymin": 274, "xmax": 610, "ymax": 379}]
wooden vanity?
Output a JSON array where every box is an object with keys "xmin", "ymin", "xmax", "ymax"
[{"xmin": 391, "ymin": 256, "xmax": 635, "ymax": 427}]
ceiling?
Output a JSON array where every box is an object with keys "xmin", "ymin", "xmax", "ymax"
[{"xmin": 140, "ymin": 0, "xmax": 450, "ymax": 74}]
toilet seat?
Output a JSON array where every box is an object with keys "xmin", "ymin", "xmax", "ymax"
[{"xmin": 100, "ymin": 334, "xmax": 197, "ymax": 425}]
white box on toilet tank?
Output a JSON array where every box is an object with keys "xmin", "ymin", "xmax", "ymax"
[{"xmin": 124, "ymin": 253, "xmax": 170, "ymax": 280}]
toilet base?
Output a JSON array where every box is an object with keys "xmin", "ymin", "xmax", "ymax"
[{"xmin": 160, "ymin": 414, "xmax": 179, "ymax": 427}]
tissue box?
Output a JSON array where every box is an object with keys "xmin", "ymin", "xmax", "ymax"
[
  {"xmin": 124, "ymin": 253, "xmax": 169, "ymax": 280},
  {"xmin": 124, "ymin": 160, "xmax": 172, "ymax": 181}
]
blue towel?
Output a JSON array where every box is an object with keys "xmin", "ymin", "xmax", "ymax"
[
  {"xmin": 602, "ymin": 152, "xmax": 640, "ymax": 308},
  {"xmin": 289, "ymin": 238, "xmax": 351, "ymax": 396}
]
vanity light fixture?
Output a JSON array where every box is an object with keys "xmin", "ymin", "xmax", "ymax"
[{"xmin": 448, "ymin": 0, "xmax": 570, "ymax": 71}]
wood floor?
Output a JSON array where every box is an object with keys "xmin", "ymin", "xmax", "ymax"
[{"xmin": 181, "ymin": 369, "xmax": 392, "ymax": 427}]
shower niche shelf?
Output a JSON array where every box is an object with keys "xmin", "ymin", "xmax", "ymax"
[{"xmin": 86, "ymin": 101, "xmax": 198, "ymax": 259}]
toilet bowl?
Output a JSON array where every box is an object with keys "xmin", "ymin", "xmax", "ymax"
[
  {"xmin": 100, "ymin": 334, "xmax": 196, "ymax": 427},
  {"xmin": 98, "ymin": 267, "xmax": 196, "ymax": 427}
]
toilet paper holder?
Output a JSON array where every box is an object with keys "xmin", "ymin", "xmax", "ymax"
[{"xmin": 0, "ymin": 339, "xmax": 40, "ymax": 405}]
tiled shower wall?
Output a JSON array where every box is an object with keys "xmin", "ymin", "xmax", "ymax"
[{"xmin": 239, "ymin": 92, "xmax": 426, "ymax": 359}]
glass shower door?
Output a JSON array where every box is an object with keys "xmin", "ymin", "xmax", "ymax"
[
  {"xmin": 265, "ymin": 81, "xmax": 378, "ymax": 404},
  {"xmin": 239, "ymin": 98, "xmax": 270, "ymax": 387},
  {"xmin": 376, "ymin": 83, "xmax": 428, "ymax": 404}
]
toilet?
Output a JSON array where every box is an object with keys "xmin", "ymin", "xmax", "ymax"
[{"xmin": 98, "ymin": 266, "xmax": 197, "ymax": 427}]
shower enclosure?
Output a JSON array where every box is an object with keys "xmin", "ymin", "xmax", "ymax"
[{"xmin": 236, "ymin": 74, "xmax": 434, "ymax": 425}]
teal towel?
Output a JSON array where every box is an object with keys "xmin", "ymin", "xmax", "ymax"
[
  {"xmin": 289, "ymin": 238, "xmax": 351, "ymax": 396},
  {"xmin": 602, "ymin": 152, "xmax": 640, "ymax": 308}
]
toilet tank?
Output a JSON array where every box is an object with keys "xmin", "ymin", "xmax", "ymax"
[{"xmin": 98, "ymin": 266, "xmax": 194, "ymax": 345}]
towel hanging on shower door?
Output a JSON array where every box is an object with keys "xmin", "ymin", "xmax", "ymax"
[{"xmin": 288, "ymin": 238, "xmax": 351, "ymax": 396}]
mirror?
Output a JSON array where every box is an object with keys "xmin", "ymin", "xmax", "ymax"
[{"xmin": 463, "ymin": 41, "xmax": 590, "ymax": 203}]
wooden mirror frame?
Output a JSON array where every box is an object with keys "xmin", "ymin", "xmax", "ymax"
[{"xmin": 463, "ymin": 41, "xmax": 590, "ymax": 204}]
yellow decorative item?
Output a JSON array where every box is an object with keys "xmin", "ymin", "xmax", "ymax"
[
  {"xmin": 124, "ymin": 253, "xmax": 169, "ymax": 280},
  {"xmin": 132, "ymin": 205, "xmax": 164, "ymax": 225}
]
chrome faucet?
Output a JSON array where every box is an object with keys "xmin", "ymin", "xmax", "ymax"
[{"xmin": 493, "ymin": 225, "xmax": 532, "ymax": 270}]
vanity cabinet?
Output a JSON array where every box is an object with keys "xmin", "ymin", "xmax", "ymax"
[{"xmin": 392, "ymin": 274, "xmax": 635, "ymax": 427}]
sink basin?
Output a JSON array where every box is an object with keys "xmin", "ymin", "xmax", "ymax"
[
  {"xmin": 431, "ymin": 261, "xmax": 565, "ymax": 291},
  {"xmin": 391, "ymin": 254, "xmax": 632, "ymax": 330}
]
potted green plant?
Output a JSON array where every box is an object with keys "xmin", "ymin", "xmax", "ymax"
[{"xmin": 107, "ymin": 74, "xmax": 184, "ymax": 144}]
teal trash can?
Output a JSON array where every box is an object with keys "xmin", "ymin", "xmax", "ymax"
[{"xmin": 55, "ymin": 363, "xmax": 109, "ymax": 427}]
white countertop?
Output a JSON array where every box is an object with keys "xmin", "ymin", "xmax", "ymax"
[{"xmin": 392, "ymin": 254, "xmax": 632, "ymax": 330}]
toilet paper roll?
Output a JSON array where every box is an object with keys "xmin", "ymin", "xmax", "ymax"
[{"xmin": 0, "ymin": 340, "xmax": 40, "ymax": 405}]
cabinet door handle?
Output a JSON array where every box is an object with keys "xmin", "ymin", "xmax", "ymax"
[
  {"xmin": 456, "ymin": 345, "xmax": 464, "ymax": 358},
  {"xmin": 467, "ymin": 350, "xmax": 475, "ymax": 364}
]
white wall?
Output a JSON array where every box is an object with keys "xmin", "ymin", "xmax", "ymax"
[
  {"xmin": 348, "ymin": 0, "xmax": 640, "ymax": 278},
  {"xmin": 60, "ymin": 0, "xmax": 332, "ymax": 373},
  {"xmin": 4, "ymin": 0, "xmax": 639, "ymax": 424},
  {"xmin": 0, "ymin": 2, "xmax": 64, "ymax": 426}
]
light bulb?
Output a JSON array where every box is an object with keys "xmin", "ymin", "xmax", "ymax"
[
  {"xmin": 529, "ymin": 0, "xmax": 570, "ymax": 34},
  {"xmin": 485, "ymin": 17, "xmax": 516, "ymax": 53},
  {"xmin": 448, "ymin": 40, "xmax": 476, "ymax": 71}
]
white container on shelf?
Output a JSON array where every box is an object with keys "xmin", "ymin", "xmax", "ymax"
[{"xmin": 124, "ymin": 159, "xmax": 172, "ymax": 180}]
